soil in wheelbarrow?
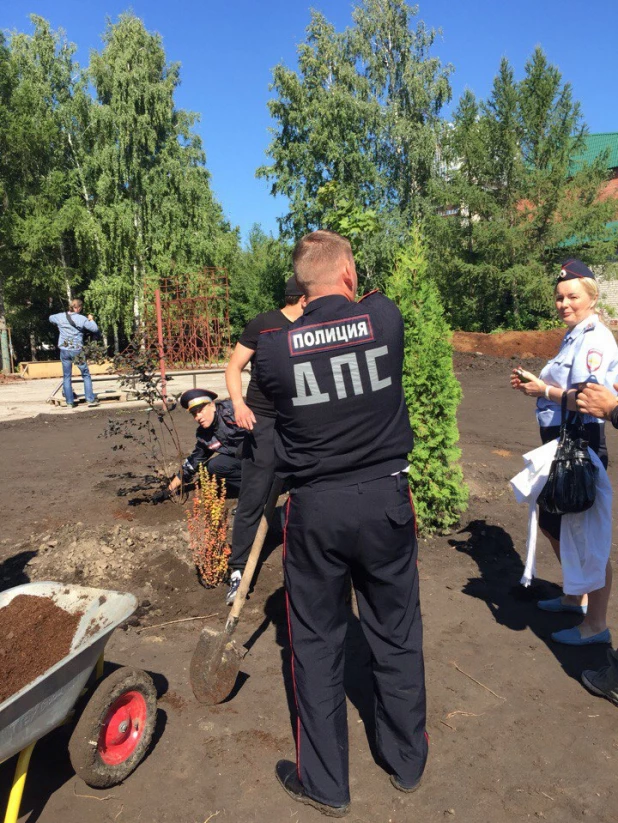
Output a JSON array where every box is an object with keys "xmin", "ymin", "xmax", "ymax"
[{"xmin": 0, "ymin": 595, "xmax": 82, "ymax": 704}]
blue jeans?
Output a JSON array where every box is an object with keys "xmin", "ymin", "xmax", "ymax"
[{"xmin": 60, "ymin": 349, "xmax": 96, "ymax": 405}]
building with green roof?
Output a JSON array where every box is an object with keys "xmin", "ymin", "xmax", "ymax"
[
  {"xmin": 569, "ymin": 132, "xmax": 618, "ymax": 175},
  {"xmin": 571, "ymin": 134, "xmax": 618, "ymax": 322},
  {"xmin": 561, "ymin": 132, "xmax": 618, "ymax": 253}
]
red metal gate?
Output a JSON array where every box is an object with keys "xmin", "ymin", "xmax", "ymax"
[{"xmin": 143, "ymin": 269, "xmax": 231, "ymax": 369}]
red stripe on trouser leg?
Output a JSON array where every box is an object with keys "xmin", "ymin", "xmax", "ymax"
[{"xmin": 282, "ymin": 497, "xmax": 302, "ymax": 780}]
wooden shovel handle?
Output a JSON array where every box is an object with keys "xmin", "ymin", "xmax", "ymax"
[{"xmin": 225, "ymin": 477, "xmax": 284, "ymax": 633}]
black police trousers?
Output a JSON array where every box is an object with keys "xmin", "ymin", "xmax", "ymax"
[
  {"xmin": 229, "ymin": 415, "xmax": 275, "ymax": 571},
  {"xmin": 205, "ymin": 453, "xmax": 242, "ymax": 497},
  {"xmin": 283, "ymin": 473, "xmax": 427, "ymax": 807}
]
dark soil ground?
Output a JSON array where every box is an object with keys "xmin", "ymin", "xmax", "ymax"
[{"xmin": 1, "ymin": 350, "xmax": 618, "ymax": 823}]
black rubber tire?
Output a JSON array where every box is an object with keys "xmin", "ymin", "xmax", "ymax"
[{"xmin": 69, "ymin": 666, "xmax": 157, "ymax": 788}]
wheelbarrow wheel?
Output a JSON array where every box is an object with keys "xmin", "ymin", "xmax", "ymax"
[{"xmin": 69, "ymin": 666, "xmax": 157, "ymax": 788}]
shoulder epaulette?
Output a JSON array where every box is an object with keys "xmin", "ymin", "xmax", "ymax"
[{"xmin": 357, "ymin": 289, "xmax": 380, "ymax": 303}]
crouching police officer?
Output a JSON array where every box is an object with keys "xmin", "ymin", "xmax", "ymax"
[
  {"xmin": 151, "ymin": 389, "xmax": 246, "ymax": 503},
  {"xmin": 255, "ymin": 230, "xmax": 427, "ymax": 817}
]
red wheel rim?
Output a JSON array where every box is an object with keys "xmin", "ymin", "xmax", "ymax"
[{"xmin": 98, "ymin": 690, "xmax": 148, "ymax": 765}]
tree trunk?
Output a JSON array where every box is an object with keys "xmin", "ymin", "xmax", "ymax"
[
  {"xmin": 512, "ymin": 278, "xmax": 520, "ymax": 328},
  {"xmin": 59, "ymin": 238, "xmax": 72, "ymax": 303},
  {"xmin": 0, "ymin": 275, "xmax": 11, "ymax": 374},
  {"xmin": 133, "ymin": 279, "xmax": 140, "ymax": 330},
  {"xmin": 133, "ymin": 210, "xmax": 146, "ymax": 344},
  {"xmin": 29, "ymin": 330, "xmax": 38, "ymax": 361},
  {"xmin": 113, "ymin": 324, "xmax": 120, "ymax": 355},
  {"xmin": 67, "ymin": 131, "xmax": 103, "ymax": 257}
]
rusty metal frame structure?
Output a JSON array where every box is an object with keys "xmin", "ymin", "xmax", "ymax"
[{"xmin": 143, "ymin": 268, "xmax": 231, "ymax": 370}]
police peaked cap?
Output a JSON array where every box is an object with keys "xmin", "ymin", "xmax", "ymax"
[
  {"xmin": 558, "ymin": 258, "xmax": 595, "ymax": 282},
  {"xmin": 180, "ymin": 388, "xmax": 218, "ymax": 411}
]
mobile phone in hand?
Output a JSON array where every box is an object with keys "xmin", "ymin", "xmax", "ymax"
[{"xmin": 514, "ymin": 368, "xmax": 531, "ymax": 384}]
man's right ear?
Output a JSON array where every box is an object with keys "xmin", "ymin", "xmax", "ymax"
[{"xmin": 341, "ymin": 263, "xmax": 357, "ymax": 301}]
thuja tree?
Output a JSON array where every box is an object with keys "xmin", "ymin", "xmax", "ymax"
[{"xmin": 387, "ymin": 226, "xmax": 467, "ymax": 534}]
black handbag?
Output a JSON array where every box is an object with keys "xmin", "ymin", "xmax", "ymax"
[{"xmin": 537, "ymin": 392, "xmax": 597, "ymax": 515}]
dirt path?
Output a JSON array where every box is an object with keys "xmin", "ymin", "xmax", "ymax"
[{"xmin": 1, "ymin": 354, "xmax": 617, "ymax": 822}]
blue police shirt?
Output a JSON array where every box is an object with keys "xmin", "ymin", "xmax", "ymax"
[{"xmin": 536, "ymin": 313, "xmax": 618, "ymax": 427}]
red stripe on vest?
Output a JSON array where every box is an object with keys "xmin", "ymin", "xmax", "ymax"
[{"xmin": 259, "ymin": 327, "xmax": 283, "ymax": 334}]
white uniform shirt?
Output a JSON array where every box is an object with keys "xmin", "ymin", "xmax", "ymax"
[{"xmin": 536, "ymin": 313, "xmax": 618, "ymax": 427}]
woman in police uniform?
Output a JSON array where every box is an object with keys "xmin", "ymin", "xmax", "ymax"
[{"xmin": 511, "ymin": 258, "xmax": 616, "ymax": 646}]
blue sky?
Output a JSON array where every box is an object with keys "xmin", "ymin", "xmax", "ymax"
[{"xmin": 4, "ymin": 1, "xmax": 618, "ymax": 242}]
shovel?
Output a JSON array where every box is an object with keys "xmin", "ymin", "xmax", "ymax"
[{"xmin": 190, "ymin": 477, "xmax": 284, "ymax": 704}]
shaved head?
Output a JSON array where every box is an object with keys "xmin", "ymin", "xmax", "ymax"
[{"xmin": 292, "ymin": 230, "xmax": 356, "ymax": 297}]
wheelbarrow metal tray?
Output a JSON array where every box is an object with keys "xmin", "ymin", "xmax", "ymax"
[{"xmin": 0, "ymin": 582, "xmax": 137, "ymax": 764}]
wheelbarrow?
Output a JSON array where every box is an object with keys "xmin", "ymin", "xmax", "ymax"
[{"xmin": 0, "ymin": 582, "xmax": 158, "ymax": 823}]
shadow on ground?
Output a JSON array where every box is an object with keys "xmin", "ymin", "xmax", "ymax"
[
  {"xmin": 0, "ymin": 666, "xmax": 168, "ymax": 823},
  {"xmin": 453, "ymin": 518, "xmax": 610, "ymax": 681},
  {"xmin": 0, "ymin": 551, "xmax": 34, "ymax": 592}
]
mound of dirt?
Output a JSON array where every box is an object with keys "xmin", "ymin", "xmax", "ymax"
[
  {"xmin": 453, "ymin": 329, "xmax": 565, "ymax": 359},
  {"xmin": 21, "ymin": 521, "xmax": 194, "ymax": 615},
  {"xmin": 0, "ymin": 595, "xmax": 82, "ymax": 703}
]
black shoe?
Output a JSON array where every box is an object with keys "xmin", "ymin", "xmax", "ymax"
[
  {"xmin": 275, "ymin": 760, "xmax": 350, "ymax": 818},
  {"xmin": 582, "ymin": 651, "xmax": 618, "ymax": 706},
  {"xmin": 390, "ymin": 774, "xmax": 422, "ymax": 793}
]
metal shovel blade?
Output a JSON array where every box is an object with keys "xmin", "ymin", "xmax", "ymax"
[
  {"xmin": 189, "ymin": 625, "xmax": 244, "ymax": 705},
  {"xmin": 189, "ymin": 478, "xmax": 284, "ymax": 706}
]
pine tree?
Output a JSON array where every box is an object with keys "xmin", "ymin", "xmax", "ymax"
[
  {"xmin": 386, "ymin": 226, "xmax": 468, "ymax": 534},
  {"xmin": 429, "ymin": 49, "xmax": 615, "ymax": 332}
]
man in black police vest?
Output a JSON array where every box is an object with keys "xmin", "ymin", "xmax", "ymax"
[{"xmin": 255, "ymin": 230, "xmax": 427, "ymax": 817}]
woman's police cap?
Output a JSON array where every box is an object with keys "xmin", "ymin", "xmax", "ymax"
[
  {"xmin": 558, "ymin": 259, "xmax": 595, "ymax": 282},
  {"xmin": 180, "ymin": 388, "xmax": 218, "ymax": 411}
]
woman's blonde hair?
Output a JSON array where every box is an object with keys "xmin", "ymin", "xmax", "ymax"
[{"xmin": 555, "ymin": 276, "xmax": 599, "ymax": 304}]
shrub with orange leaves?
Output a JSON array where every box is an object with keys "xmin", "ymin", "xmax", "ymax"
[{"xmin": 186, "ymin": 465, "xmax": 230, "ymax": 587}]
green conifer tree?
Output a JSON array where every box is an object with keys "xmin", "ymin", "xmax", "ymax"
[{"xmin": 386, "ymin": 225, "xmax": 468, "ymax": 533}]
